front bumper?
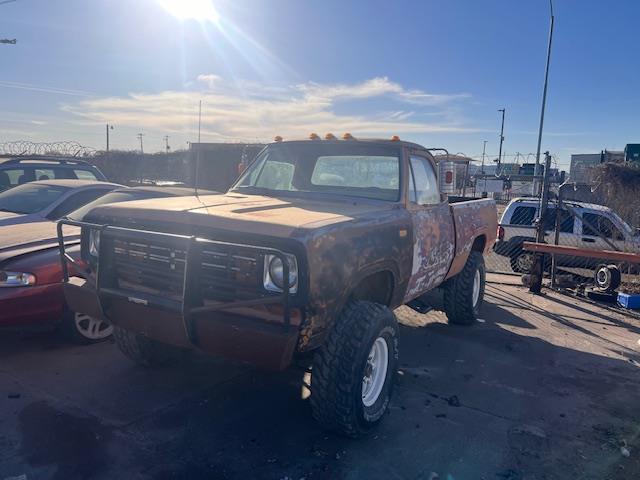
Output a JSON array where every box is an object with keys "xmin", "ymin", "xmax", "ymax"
[{"xmin": 57, "ymin": 220, "xmax": 301, "ymax": 371}]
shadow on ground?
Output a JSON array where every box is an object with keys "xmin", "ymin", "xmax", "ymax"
[{"xmin": 1, "ymin": 283, "xmax": 639, "ymax": 480}]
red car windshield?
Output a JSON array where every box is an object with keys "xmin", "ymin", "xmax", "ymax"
[{"xmin": 0, "ymin": 183, "xmax": 69, "ymax": 214}]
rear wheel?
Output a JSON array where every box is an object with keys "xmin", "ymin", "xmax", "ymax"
[
  {"xmin": 443, "ymin": 251, "xmax": 486, "ymax": 325},
  {"xmin": 311, "ymin": 301, "xmax": 399, "ymax": 437},
  {"xmin": 510, "ymin": 250, "xmax": 535, "ymax": 273},
  {"xmin": 62, "ymin": 310, "xmax": 113, "ymax": 345},
  {"xmin": 113, "ymin": 326, "xmax": 182, "ymax": 367}
]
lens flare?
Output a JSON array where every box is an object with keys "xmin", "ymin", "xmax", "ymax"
[{"xmin": 158, "ymin": 0, "xmax": 219, "ymax": 23}]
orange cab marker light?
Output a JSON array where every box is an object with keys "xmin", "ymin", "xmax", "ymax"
[
  {"xmin": 342, "ymin": 132, "xmax": 355, "ymax": 140},
  {"xmin": 391, "ymin": 135, "xmax": 400, "ymax": 142},
  {"xmin": 324, "ymin": 133, "xmax": 336, "ymax": 140},
  {"xmin": 309, "ymin": 133, "xmax": 320, "ymax": 140},
  {"xmin": 273, "ymin": 135, "xmax": 283, "ymax": 142}
]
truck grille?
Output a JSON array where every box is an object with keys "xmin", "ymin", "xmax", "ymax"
[{"xmin": 109, "ymin": 237, "xmax": 262, "ymax": 303}]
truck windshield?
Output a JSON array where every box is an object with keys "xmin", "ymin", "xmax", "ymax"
[{"xmin": 232, "ymin": 143, "xmax": 401, "ymax": 201}]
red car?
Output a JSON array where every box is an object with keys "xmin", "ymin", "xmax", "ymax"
[{"xmin": 0, "ymin": 186, "xmax": 217, "ymax": 343}]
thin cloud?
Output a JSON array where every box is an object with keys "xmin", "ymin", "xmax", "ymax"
[
  {"xmin": 62, "ymin": 75, "xmax": 478, "ymax": 142},
  {"xmin": 0, "ymin": 80, "xmax": 94, "ymax": 97}
]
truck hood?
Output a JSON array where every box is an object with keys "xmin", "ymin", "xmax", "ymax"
[
  {"xmin": 0, "ymin": 221, "xmax": 80, "ymax": 263},
  {"xmin": 87, "ymin": 193, "xmax": 396, "ymax": 237}
]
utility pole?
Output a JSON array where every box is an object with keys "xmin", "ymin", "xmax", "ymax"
[
  {"xmin": 497, "ymin": 108, "xmax": 505, "ymax": 173},
  {"xmin": 137, "ymin": 133, "xmax": 145, "ymax": 154},
  {"xmin": 164, "ymin": 135, "xmax": 170, "ymax": 154},
  {"xmin": 198, "ymin": 100, "xmax": 202, "ymax": 143},
  {"xmin": 481, "ymin": 140, "xmax": 488, "ymax": 196},
  {"xmin": 534, "ymin": 0, "xmax": 555, "ymax": 195}
]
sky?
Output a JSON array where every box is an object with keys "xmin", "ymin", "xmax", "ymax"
[{"xmin": 1, "ymin": 0, "xmax": 639, "ymax": 170}]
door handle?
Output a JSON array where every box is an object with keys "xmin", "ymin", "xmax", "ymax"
[{"xmin": 582, "ymin": 238, "xmax": 596, "ymax": 243}]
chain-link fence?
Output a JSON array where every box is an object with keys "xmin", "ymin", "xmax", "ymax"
[{"xmin": 479, "ymin": 162, "xmax": 640, "ymax": 300}]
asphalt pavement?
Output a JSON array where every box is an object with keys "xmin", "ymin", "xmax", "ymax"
[{"xmin": 1, "ymin": 276, "xmax": 639, "ymax": 480}]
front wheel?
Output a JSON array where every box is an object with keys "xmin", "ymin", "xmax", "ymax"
[
  {"xmin": 443, "ymin": 251, "xmax": 486, "ymax": 325},
  {"xmin": 113, "ymin": 326, "xmax": 183, "ymax": 367},
  {"xmin": 310, "ymin": 301, "xmax": 399, "ymax": 437},
  {"xmin": 61, "ymin": 310, "xmax": 113, "ymax": 344}
]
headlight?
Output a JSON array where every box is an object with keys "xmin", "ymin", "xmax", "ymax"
[
  {"xmin": 88, "ymin": 229, "xmax": 101, "ymax": 257},
  {"xmin": 0, "ymin": 271, "xmax": 37, "ymax": 287},
  {"xmin": 264, "ymin": 254, "xmax": 298, "ymax": 293}
]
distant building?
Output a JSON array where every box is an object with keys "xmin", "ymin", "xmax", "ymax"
[{"xmin": 570, "ymin": 150, "xmax": 625, "ymax": 184}]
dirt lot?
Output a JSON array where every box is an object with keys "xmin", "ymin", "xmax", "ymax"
[{"xmin": 1, "ymin": 275, "xmax": 639, "ymax": 480}]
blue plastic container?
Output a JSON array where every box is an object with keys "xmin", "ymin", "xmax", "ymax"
[{"xmin": 618, "ymin": 292, "xmax": 640, "ymax": 309}]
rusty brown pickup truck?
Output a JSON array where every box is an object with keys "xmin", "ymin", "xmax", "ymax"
[{"xmin": 58, "ymin": 137, "xmax": 497, "ymax": 436}]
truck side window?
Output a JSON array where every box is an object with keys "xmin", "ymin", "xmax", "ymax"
[
  {"xmin": 409, "ymin": 156, "xmax": 440, "ymax": 205},
  {"xmin": 510, "ymin": 206, "xmax": 536, "ymax": 226},
  {"xmin": 582, "ymin": 213, "xmax": 624, "ymax": 240}
]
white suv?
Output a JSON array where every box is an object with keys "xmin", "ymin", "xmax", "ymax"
[{"xmin": 494, "ymin": 197, "xmax": 640, "ymax": 273}]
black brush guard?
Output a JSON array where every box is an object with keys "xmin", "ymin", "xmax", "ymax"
[{"xmin": 56, "ymin": 219, "xmax": 293, "ymax": 348}]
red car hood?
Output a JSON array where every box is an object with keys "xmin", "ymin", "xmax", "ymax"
[{"xmin": 0, "ymin": 221, "xmax": 80, "ymax": 264}]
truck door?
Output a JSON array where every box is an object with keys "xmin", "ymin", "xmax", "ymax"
[{"xmin": 404, "ymin": 154, "xmax": 455, "ymax": 301}]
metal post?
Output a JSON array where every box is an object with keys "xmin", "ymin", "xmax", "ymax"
[
  {"xmin": 497, "ymin": 109, "xmax": 505, "ymax": 173},
  {"xmin": 481, "ymin": 140, "xmax": 487, "ymax": 196},
  {"xmin": 534, "ymin": 0, "xmax": 555, "ymax": 195},
  {"xmin": 550, "ymin": 181, "xmax": 568, "ymax": 289},
  {"xmin": 198, "ymin": 100, "xmax": 202, "ymax": 143},
  {"xmin": 530, "ymin": 151, "xmax": 553, "ymax": 293},
  {"xmin": 106, "ymin": 124, "xmax": 109, "ymax": 153}
]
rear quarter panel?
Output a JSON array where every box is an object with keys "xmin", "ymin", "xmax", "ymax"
[{"xmin": 446, "ymin": 199, "xmax": 498, "ymax": 279}]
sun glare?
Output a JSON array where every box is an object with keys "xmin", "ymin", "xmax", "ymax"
[{"xmin": 158, "ymin": 0, "xmax": 219, "ymax": 23}]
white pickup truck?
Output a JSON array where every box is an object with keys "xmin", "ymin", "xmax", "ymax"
[{"xmin": 494, "ymin": 197, "xmax": 640, "ymax": 272}]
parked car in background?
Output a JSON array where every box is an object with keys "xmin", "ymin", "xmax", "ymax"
[
  {"xmin": 0, "ymin": 179, "xmax": 121, "ymax": 226},
  {"xmin": 0, "ymin": 185, "xmax": 217, "ymax": 344},
  {"xmin": 494, "ymin": 197, "xmax": 640, "ymax": 272},
  {"xmin": 0, "ymin": 157, "xmax": 106, "ymax": 191}
]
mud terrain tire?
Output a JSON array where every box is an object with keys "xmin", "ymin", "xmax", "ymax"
[
  {"xmin": 311, "ymin": 301, "xmax": 399, "ymax": 437},
  {"xmin": 113, "ymin": 326, "xmax": 181, "ymax": 367},
  {"xmin": 443, "ymin": 251, "xmax": 485, "ymax": 325}
]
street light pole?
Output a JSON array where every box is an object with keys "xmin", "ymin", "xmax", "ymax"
[
  {"xmin": 497, "ymin": 108, "xmax": 505, "ymax": 173},
  {"xmin": 534, "ymin": 0, "xmax": 555, "ymax": 196},
  {"xmin": 105, "ymin": 124, "xmax": 111, "ymax": 153},
  {"xmin": 481, "ymin": 140, "xmax": 488, "ymax": 195}
]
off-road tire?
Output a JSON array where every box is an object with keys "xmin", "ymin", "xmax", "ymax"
[
  {"xmin": 443, "ymin": 251, "xmax": 485, "ymax": 325},
  {"xmin": 113, "ymin": 325, "xmax": 181, "ymax": 367},
  {"xmin": 310, "ymin": 301, "xmax": 399, "ymax": 438}
]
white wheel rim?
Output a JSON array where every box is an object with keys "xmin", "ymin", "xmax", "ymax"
[
  {"xmin": 472, "ymin": 269, "xmax": 481, "ymax": 308},
  {"xmin": 74, "ymin": 312, "xmax": 113, "ymax": 340},
  {"xmin": 596, "ymin": 269, "xmax": 609, "ymax": 286},
  {"xmin": 518, "ymin": 253, "xmax": 534, "ymax": 271},
  {"xmin": 362, "ymin": 337, "xmax": 389, "ymax": 407}
]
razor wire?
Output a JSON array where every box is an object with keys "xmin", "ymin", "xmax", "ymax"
[{"xmin": 0, "ymin": 140, "xmax": 96, "ymax": 157}]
